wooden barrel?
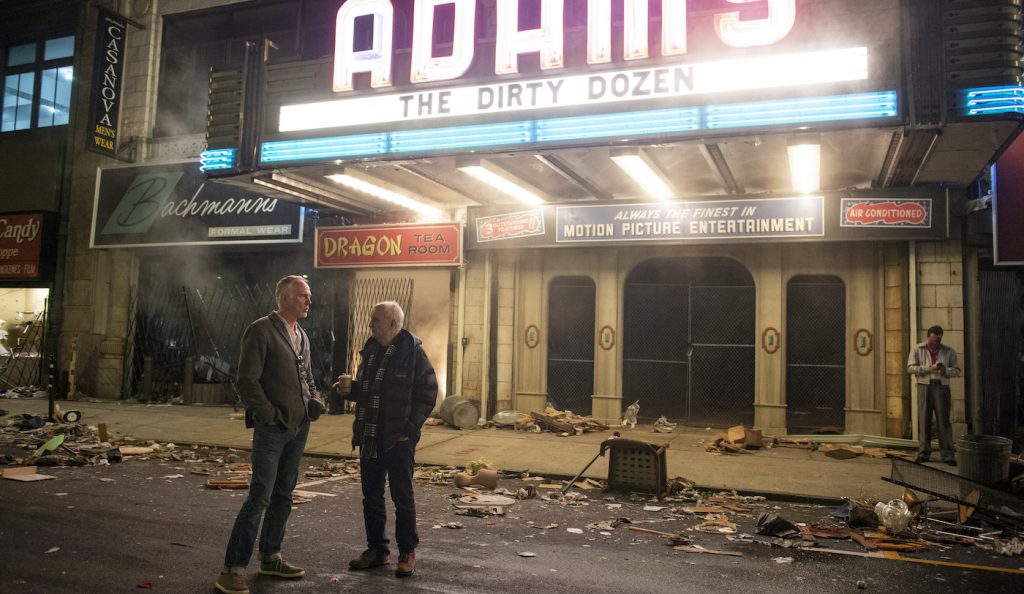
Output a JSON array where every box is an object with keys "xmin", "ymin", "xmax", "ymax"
[{"xmin": 439, "ymin": 395, "xmax": 479, "ymax": 430}]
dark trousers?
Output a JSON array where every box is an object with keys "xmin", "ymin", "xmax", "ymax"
[
  {"xmin": 224, "ymin": 419, "xmax": 309, "ymax": 566},
  {"xmin": 360, "ymin": 440, "xmax": 418, "ymax": 555},
  {"xmin": 917, "ymin": 382, "xmax": 954, "ymax": 461}
]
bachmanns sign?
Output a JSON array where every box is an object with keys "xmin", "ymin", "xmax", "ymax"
[{"xmin": 280, "ymin": 0, "xmax": 870, "ymax": 132}]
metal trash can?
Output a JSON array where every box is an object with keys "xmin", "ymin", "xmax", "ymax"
[
  {"xmin": 956, "ymin": 434, "xmax": 1012, "ymax": 486},
  {"xmin": 439, "ymin": 395, "xmax": 479, "ymax": 430}
]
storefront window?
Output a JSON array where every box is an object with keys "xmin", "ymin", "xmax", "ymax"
[
  {"xmin": 1, "ymin": 35, "xmax": 74, "ymax": 133},
  {"xmin": 2, "ymin": 72, "xmax": 34, "ymax": 131}
]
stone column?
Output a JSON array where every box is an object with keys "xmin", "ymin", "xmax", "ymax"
[
  {"xmin": 753, "ymin": 245, "xmax": 786, "ymax": 434},
  {"xmin": 94, "ymin": 250, "xmax": 135, "ymax": 399}
]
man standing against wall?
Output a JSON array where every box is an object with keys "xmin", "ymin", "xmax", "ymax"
[
  {"xmin": 907, "ymin": 325, "xmax": 961, "ymax": 466},
  {"xmin": 335, "ymin": 300, "xmax": 437, "ymax": 578},
  {"xmin": 215, "ymin": 275, "xmax": 325, "ymax": 594}
]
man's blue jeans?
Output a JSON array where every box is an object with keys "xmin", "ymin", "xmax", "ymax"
[
  {"xmin": 360, "ymin": 440, "xmax": 418, "ymax": 555},
  {"xmin": 224, "ymin": 419, "xmax": 309, "ymax": 566}
]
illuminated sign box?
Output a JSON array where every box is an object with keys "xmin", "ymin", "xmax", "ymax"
[
  {"xmin": 0, "ymin": 212, "xmax": 47, "ymax": 281},
  {"xmin": 316, "ymin": 223, "xmax": 462, "ymax": 268},
  {"xmin": 465, "ymin": 190, "xmax": 948, "ymax": 250},
  {"xmin": 207, "ymin": 0, "xmax": 904, "ymax": 167},
  {"xmin": 92, "ymin": 162, "xmax": 305, "ymax": 248}
]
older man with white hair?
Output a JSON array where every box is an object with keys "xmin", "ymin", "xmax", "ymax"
[{"xmin": 334, "ymin": 300, "xmax": 437, "ymax": 578}]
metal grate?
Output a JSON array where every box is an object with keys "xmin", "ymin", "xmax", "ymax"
[
  {"xmin": 547, "ymin": 276, "xmax": 595, "ymax": 415},
  {"xmin": 122, "ymin": 279, "xmax": 337, "ymax": 403},
  {"xmin": 978, "ymin": 267, "xmax": 1024, "ymax": 440},
  {"xmin": 786, "ymin": 276, "xmax": 846, "ymax": 433},
  {"xmin": 623, "ymin": 258, "xmax": 755, "ymax": 425},
  {"xmin": 346, "ymin": 277, "xmax": 413, "ymax": 376},
  {"xmin": 884, "ymin": 457, "xmax": 1024, "ymax": 529}
]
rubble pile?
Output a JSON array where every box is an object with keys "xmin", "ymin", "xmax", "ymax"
[
  {"xmin": 529, "ymin": 406, "xmax": 609, "ymax": 435},
  {"xmin": 0, "ymin": 386, "xmax": 48, "ymax": 400}
]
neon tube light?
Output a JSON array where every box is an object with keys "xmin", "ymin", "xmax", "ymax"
[{"xmin": 253, "ymin": 91, "xmax": 898, "ymax": 167}]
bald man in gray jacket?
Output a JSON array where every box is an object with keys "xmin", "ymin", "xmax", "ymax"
[{"xmin": 216, "ymin": 275, "xmax": 325, "ymax": 594}]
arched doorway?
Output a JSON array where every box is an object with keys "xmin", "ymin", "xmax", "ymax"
[
  {"xmin": 547, "ymin": 276, "xmax": 595, "ymax": 415},
  {"xmin": 623, "ymin": 258, "xmax": 755, "ymax": 425},
  {"xmin": 786, "ymin": 275, "xmax": 846, "ymax": 433}
]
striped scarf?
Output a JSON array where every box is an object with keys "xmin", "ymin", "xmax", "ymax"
[{"xmin": 356, "ymin": 343, "xmax": 396, "ymax": 460}]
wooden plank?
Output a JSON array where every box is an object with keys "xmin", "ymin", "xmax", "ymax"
[
  {"xmin": 673, "ymin": 545, "xmax": 742, "ymax": 557},
  {"xmin": 1, "ymin": 466, "xmax": 38, "ymax": 477}
]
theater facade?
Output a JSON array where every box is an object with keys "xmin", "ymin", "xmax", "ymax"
[{"xmin": 179, "ymin": 0, "xmax": 1023, "ymax": 437}]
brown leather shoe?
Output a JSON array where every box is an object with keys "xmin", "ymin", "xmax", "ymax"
[
  {"xmin": 349, "ymin": 549, "xmax": 389, "ymax": 570},
  {"xmin": 396, "ymin": 551, "xmax": 416, "ymax": 577}
]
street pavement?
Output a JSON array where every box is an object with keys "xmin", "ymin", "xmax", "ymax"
[{"xmin": 0, "ymin": 396, "xmax": 915, "ymax": 503}]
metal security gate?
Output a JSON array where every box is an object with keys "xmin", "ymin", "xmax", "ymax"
[
  {"xmin": 623, "ymin": 258, "xmax": 755, "ymax": 425},
  {"xmin": 547, "ymin": 276, "xmax": 595, "ymax": 415},
  {"xmin": 786, "ymin": 275, "xmax": 846, "ymax": 433},
  {"xmin": 346, "ymin": 277, "xmax": 414, "ymax": 375},
  {"xmin": 978, "ymin": 265, "xmax": 1024, "ymax": 441},
  {"xmin": 124, "ymin": 279, "xmax": 338, "ymax": 403}
]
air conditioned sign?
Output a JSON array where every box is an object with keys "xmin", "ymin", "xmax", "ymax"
[{"xmin": 840, "ymin": 199, "xmax": 931, "ymax": 227}]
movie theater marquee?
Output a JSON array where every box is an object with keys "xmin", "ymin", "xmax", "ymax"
[{"xmin": 279, "ymin": 0, "xmax": 871, "ymax": 132}]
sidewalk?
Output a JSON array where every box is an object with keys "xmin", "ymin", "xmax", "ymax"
[{"xmin": 1, "ymin": 397, "xmax": 909, "ymax": 503}]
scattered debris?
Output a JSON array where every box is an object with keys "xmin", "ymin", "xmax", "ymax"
[
  {"xmin": 705, "ymin": 425, "xmax": 761, "ymax": 454},
  {"xmin": 694, "ymin": 514, "xmax": 738, "ymax": 535},
  {"xmin": 629, "ymin": 525, "xmax": 691, "ymax": 545},
  {"xmin": 491, "ymin": 410, "xmax": 531, "ymax": 427},
  {"xmin": 652, "ymin": 416, "xmax": 676, "ymax": 433},
  {"xmin": 673, "ymin": 545, "xmax": 741, "ymax": 557},
  {"xmin": 1, "ymin": 465, "xmax": 55, "ymax": 481},
  {"xmin": 530, "ymin": 407, "xmax": 609, "ymax": 435},
  {"xmin": 455, "ymin": 468, "xmax": 498, "ymax": 489},
  {"xmin": 990, "ymin": 536, "xmax": 1024, "ymax": 556},
  {"xmin": 874, "ymin": 500, "xmax": 913, "ymax": 533},
  {"xmin": 755, "ymin": 513, "xmax": 801, "ymax": 538},
  {"xmin": 454, "ymin": 494, "xmax": 517, "ymax": 515},
  {"xmin": 205, "ymin": 478, "xmax": 249, "ymax": 490},
  {"xmin": 821, "ymin": 444, "xmax": 864, "ymax": 460},
  {"xmin": 622, "ymin": 401, "xmax": 639, "ymax": 429}
]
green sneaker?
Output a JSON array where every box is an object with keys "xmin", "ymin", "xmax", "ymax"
[
  {"xmin": 396, "ymin": 551, "xmax": 416, "ymax": 577},
  {"xmin": 214, "ymin": 569, "xmax": 249, "ymax": 594},
  {"xmin": 259, "ymin": 557, "xmax": 305, "ymax": 579}
]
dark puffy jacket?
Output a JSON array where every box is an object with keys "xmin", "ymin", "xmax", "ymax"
[
  {"xmin": 348, "ymin": 329, "xmax": 437, "ymax": 452},
  {"xmin": 236, "ymin": 312, "xmax": 320, "ymax": 429}
]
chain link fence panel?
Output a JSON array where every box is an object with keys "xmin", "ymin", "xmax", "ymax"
[
  {"xmin": 547, "ymin": 277, "xmax": 595, "ymax": 415},
  {"xmin": 786, "ymin": 276, "xmax": 846, "ymax": 433},
  {"xmin": 623, "ymin": 258, "xmax": 755, "ymax": 426}
]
